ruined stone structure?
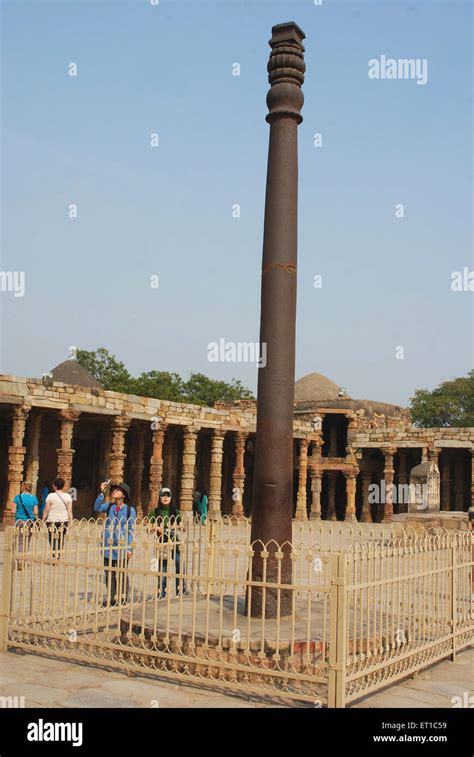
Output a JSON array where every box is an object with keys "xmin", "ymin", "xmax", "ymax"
[{"xmin": 0, "ymin": 364, "xmax": 472, "ymax": 523}]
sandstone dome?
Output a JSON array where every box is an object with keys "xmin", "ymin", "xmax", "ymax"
[
  {"xmin": 49, "ymin": 359, "xmax": 102, "ymax": 389},
  {"xmin": 294, "ymin": 372, "xmax": 349, "ymax": 403}
]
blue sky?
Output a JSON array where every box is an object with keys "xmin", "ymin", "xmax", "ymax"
[{"xmin": 1, "ymin": 0, "xmax": 472, "ymax": 406}]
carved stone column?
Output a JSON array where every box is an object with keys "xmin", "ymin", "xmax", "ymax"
[
  {"xmin": 109, "ymin": 415, "xmax": 131, "ymax": 484},
  {"xmin": 421, "ymin": 447, "xmax": 428, "ymax": 463},
  {"xmin": 209, "ymin": 429, "xmax": 226, "ymax": 515},
  {"xmin": 345, "ymin": 414, "xmax": 357, "ymax": 455},
  {"xmin": 149, "ymin": 422, "xmax": 167, "ymax": 510},
  {"xmin": 360, "ymin": 473, "xmax": 372, "ymax": 523},
  {"xmin": 382, "ymin": 447, "xmax": 396, "ymax": 523},
  {"xmin": 309, "ymin": 470, "xmax": 322, "ymax": 521},
  {"xmin": 56, "ymin": 409, "xmax": 81, "ymax": 491},
  {"xmin": 440, "ymin": 452, "xmax": 451, "ymax": 511},
  {"xmin": 326, "ymin": 471, "xmax": 337, "ymax": 521},
  {"xmin": 427, "ymin": 447, "xmax": 441, "ymax": 512},
  {"xmin": 295, "ymin": 439, "xmax": 309, "ymax": 521},
  {"xmin": 308, "ymin": 438, "xmax": 322, "ymax": 520},
  {"xmin": 130, "ymin": 428, "xmax": 146, "ymax": 517},
  {"xmin": 232, "ymin": 431, "xmax": 247, "ymax": 517},
  {"xmin": 344, "ymin": 471, "xmax": 357, "ymax": 523},
  {"xmin": 24, "ymin": 413, "xmax": 43, "ymax": 497},
  {"xmin": 5, "ymin": 405, "xmax": 31, "ymax": 518},
  {"xmin": 180, "ymin": 426, "xmax": 199, "ymax": 513}
]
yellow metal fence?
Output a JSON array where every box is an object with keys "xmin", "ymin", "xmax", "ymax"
[{"xmin": 0, "ymin": 517, "xmax": 472, "ymax": 707}]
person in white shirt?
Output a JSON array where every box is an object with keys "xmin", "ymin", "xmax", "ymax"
[{"xmin": 42, "ymin": 477, "xmax": 73, "ymax": 560}]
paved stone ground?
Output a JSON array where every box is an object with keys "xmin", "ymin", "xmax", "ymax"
[{"xmin": 0, "ymin": 647, "xmax": 471, "ymax": 708}]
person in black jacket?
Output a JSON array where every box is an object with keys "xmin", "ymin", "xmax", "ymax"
[{"xmin": 148, "ymin": 487, "xmax": 186, "ymax": 598}]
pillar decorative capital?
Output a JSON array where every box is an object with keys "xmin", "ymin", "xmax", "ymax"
[
  {"xmin": 13, "ymin": 404, "xmax": 31, "ymax": 422},
  {"xmin": 212, "ymin": 428, "xmax": 226, "ymax": 440},
  {"xmin": 111, "ymin": 414, "xmax": 131, "ymax": 433},
  {"xmin": 266, "ymin": 22, "xmax": 305, "ymax": 124},
  {"xmin": 59, "ymin": 408, "xmax": 81, "ymax": 424},
  {"xmin": 183, "ymin": 424, "xmax": 200, "ymax": 438},
  {"xmin": 343, "ymin": 469, "xmax": 357, "ymax": 481}
]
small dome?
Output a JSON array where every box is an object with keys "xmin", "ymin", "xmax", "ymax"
[
  {"xmin": 294, "ymin": 372, "xmax": 349, "ymax": 402},
  {"xmin": 49, "ymin": 360, "xmax": 102, "ymax": 389}
]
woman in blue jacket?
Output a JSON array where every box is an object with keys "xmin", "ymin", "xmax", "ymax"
[{"xmin": 94, "ymin": 481, "xmax": 136, "ymax": 606}]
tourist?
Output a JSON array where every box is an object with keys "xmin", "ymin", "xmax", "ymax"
[
  {"xmin": 192, "ymin": 488, "xmax": 201, "ymax": 518},
  {"xmin": 148, "ymin": 487, "xmax": 186, "ymax": 598},
  {"xmin": 94, "ymin": 482, "xmax": 136, "ymax": 606},
  {"xmin": 12, "ymin": 481, "xmax": 38, "ymax": 568},
  {"xmin": 40, "ymin": 480, "xmax": 52, "ymax": 519},
  {"xmin": 42, "ymin": 478, "xmax": 73, "ymax": 560},
  {"xmin": 197, "ymin": 489, "xmax": 208, "ymax": 525}
]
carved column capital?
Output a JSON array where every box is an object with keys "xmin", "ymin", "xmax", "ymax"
[{"xmin": 266, "ymin": 22, "xmax": 305, "ymax": 124}]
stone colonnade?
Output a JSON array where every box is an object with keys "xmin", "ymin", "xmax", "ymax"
[{"xmin": 3, "ymin": 404, "xmax": 473, "ymax": 522}]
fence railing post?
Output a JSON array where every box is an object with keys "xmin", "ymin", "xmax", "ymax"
[
  {"xmin": 205, "ymin": 513, "xmax": 219, "ymax": 596},
  {"xmin": 328, "ymin": 551, "xmax": 348, "ymax": 708},
  {"xmin": 451, "ymin": 537, "xmax": 458, "ymax": 661},
  {"xmin": 0, "ymin": 526, "xmax": 14, "ymax": 652}
]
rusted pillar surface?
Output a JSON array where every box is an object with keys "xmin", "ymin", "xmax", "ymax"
[{"xmin": 250, "ymin": 22, "xmax": 305, "ymax": 618}]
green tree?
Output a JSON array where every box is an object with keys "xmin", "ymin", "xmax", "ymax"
[
  {"xmin": 130, "ymin": 371, "xmax": 185, "ymax": 402},
  {"xmin": 410, "ymin": 371, "xmax": 474, "ymax": 427},
  {"xmin": 77, "ymin": 348, "xmax": 254, "ymax": 406},
  {"xmin": 76, "ymin": 348, "xmax": 133, "ymax": 394},
  {"xmin": 183, "ymin": 373, "xmax": 254, "ymax": 406}
]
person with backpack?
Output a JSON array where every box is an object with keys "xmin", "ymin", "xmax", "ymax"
[
  {"xmin": 148, "ymin": 487, "xmax": 186, "ymax": 598},
  {"xmin": 13, "ymin": 481, "xmax": 38, "ymax": 568},
  {"xmin": 42, "ymin": 477, "xmax": 73, "ymax": 560},
  {"xmin": 94, "ymin": 481, "xmax": 136, "ymax": 606}
]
